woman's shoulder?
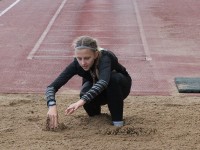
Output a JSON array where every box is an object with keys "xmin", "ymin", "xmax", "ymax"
[
  {"xmin": 100, "ymin": 48, "xmax": 118, "ymax": 60},
  {"xmin": 99, "ymin": 48, "xmax": 118, "ymax": 65},
  {"xmin": 100, "ymin": 48, "xmax": 114, "ymax": 56},
  {"xmin": 99, "ymin": 48, "xmax": 110, "ymax": 58}
]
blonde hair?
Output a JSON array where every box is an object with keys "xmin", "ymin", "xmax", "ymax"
[{"xmin": 72, "ymin": 36, "xmax": 99, "ymax": 51}]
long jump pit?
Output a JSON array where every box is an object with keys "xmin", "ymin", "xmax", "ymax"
[{"xmin": 0, "ymin": 0, "xmax": 200, "ymax": 150}]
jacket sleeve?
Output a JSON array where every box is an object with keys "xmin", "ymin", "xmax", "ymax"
[{"xmin": 45, "ymin": 61, "xmax": 77, "ymax": 106}]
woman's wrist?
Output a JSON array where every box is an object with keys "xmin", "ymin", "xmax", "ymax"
[
  {"xmin": 78, "ymin": 99, "xmax": 86, "ymax": 106},
  {"xmin": 47, "ymin": 99, "xmax": 56, "ymax": 107},
  {"xmin": 48, "ymin": 105, "xmax": 57, "ymax": 110}
]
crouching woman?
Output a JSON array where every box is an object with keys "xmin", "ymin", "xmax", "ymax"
[{"xmin": 46, "ymin": 36, "xmax": 132, "ymax": 129}]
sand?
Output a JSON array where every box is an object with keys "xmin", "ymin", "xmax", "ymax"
[{"xmin": 0, "ymin": 94, "xmax": 200, "ymax": 150}]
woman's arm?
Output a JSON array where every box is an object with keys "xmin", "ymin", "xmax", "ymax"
[{"xmin": 45, "ymin": 61, "xmax": 77, "ymax": 129}]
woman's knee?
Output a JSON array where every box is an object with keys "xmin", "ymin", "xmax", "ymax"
[
  {"xmin": 109, "ymin": 72, "xmax": 122, "ymax": 86},
  {"xmin": 80, "ymin": 81, "xmax": 93, "ymax": 97},
  {"xmin": 108, "ymin": 72, "xmax": 132, "ymax": 99}
]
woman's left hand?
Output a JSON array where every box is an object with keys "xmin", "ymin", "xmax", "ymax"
[{"xmin": 65, "ymin": 99, "xmax": 86, "ymax": 115}]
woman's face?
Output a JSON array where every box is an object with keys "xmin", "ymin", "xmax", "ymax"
[{"xmin": 75, "ymin": 49, "xmax": 98, "ymax": 71}]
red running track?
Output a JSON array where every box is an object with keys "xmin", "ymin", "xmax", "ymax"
[{"xmin": 0, "ymin": 0, "xmax": 200, "ymax": 95}]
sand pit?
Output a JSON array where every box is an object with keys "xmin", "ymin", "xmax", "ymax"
[{"xmin": 0, "ymin": 94, "xmax": 200, "ymax": 149}]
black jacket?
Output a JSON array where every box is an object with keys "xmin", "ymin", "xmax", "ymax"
[{"xmin": 46, "ymin": 49, "xmax": 130, "ymax": 105}]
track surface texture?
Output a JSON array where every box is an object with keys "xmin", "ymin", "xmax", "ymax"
[{"xmin": 0, "ymin": 0, "xmax": 200, "ymax": 95}]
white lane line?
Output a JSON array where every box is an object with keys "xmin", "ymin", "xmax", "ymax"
[
  {"xmin": 33, "ymin": 55, "xmax": 144, "ymax": 60},
  {"xmin": 0, "ymin": 0, "xmax": 21, "ymax": 17},
  {"xmin": 132, "ymin": 0, "xmax": 152, "ymax": 61},
  {"xmin": 27, "ymin": 0, "xmax": 68, "ymax": 59},
  {"xmin": 33, "ymin": 55, "xmax": 74, "ymax": 60}
]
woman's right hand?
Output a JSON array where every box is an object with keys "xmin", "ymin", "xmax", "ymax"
[{"xmin": 47, "ymin": 105, "xmax": 58, "ymax": 130}]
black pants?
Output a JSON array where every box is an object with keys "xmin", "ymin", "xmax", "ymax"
[{"xmin": 80, "ymin": 72, "xmax": 132, "ymax": 121}]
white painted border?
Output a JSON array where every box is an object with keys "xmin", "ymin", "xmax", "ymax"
[
  {"xmin": 0, "ymin": 0, "xmax": 21, "ymax": 17},
  {"xmin": 27, "ymin": 0, "xmax": 68, "ymax": 59},
  {"xmin": 132, "ymin": 0, "xmax": 152, "ymax": 61}
]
